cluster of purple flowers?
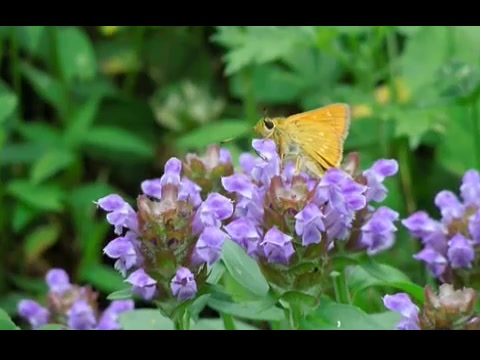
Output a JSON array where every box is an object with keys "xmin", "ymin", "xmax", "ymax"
[
  {"xmin": 222, "ymin": 140, "xmax": 399, "ymax": 266},
  {"xmin": 97, "ymin": 154, "xmax": 234, "ymax": 304},
  {"xmin": 17, "ymin": 268, "xmax": 134, "ymax": 330},
  {"xmin": 97, "ymin": 138, "xmax": 400, "ymax": 303},
  {"xmin": 402, "ymin": 170, "xmax": 480, "ymax": 284}
]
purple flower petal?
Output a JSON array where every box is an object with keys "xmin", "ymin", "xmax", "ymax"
[
  {"xmin": 414, "ymin": 247, "xmax": 447, "ymax": 279},
  {"xmin": 96, "ymin": 300, "xmax": 135, "ymax": 330},
  {"xmin": 260, "ymin": 226, "xmax": 295, "ymax": 265},
  {"xmin": 17, "ymin": 300, "xmax": 49, "ymax": 329},
  {"xmin": 239, "ymin": 153, "xmax": 256, "ymax": 174},
  {"xmin": 141, "ymin": 179, "xmax": 162, "ymax": 199},
  {"xmin": 67, "ymin": 300, "xmax": 97, "ymax": 330},
  {"xmin": 160, "ymin": 158, "xmax": 182, "ymax": 186},
  {"xmin": 224, "ymin": 218, "xmax": 262, "ymax": 257},
  {"xmin": 193, "ymin": 226, "xmax": 227, "ymax": 265},
  {"xmin": 434, "ymin": 190, "xmax": 464, "ymax": 222},
  {"xmin": 222, "ymin": 174, "xmax": 254, "ymax": 199},
  {"xmin": 125, "ymin": 269, "xmax": 157, "ymax": 301},
  {"xmin": 219, "ymin": 148, "xmax": 232, "ymax": 164},
  {"xmin": 468, "ymin": 209, "xmax": 480, "ymax": 244},
  {"xmin": 170, "ymin": 267, "xmax": 198, "ymax": 302},
  {"xmin": 447, "ymin": 233, "xmax": 474, "ymax": 269},
  {"xmin": 383, "ymin": 293, "xmax": 420, "ymax": 330},
  {"xmin": 96, "ymin": 194, "xmax": 126, "ymax": 212},
  {"xmin": 45, "ymin": 268, "xmax": 72, "ymax": 295},
  {"xmin": 103, "ymin": 233, "xmax": 139, "ymax": 276},
  {"xmin": 361, "ymin": 207, "xmax": 399, "ymax": 255},
  {"xmin": 294, "ymin": 203, "xmax": 325, "ymax": 246},
  {"xmin": 460, "ymin": 169, "xmax": 480, "ymax": 207}
]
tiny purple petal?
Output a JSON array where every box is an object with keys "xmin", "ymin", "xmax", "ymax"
[
  {"xmin": 372, "ymin": 159, "xmax": 399, "ymax": 178},
  {"xmin": 447, "ymin": 233, "xmax": 474, "ymax": 269},
  {"xmin": 67, "ymin": 300, "xmax": 97, "ymax": 330},
  {"xmin": 295, "ymin": 203, "xmax": 325, "ymax": 246},
  {"xmin": 224, "ymin": 218, "xmax": 262, "ymax": 257},
  {"xmin": 17, "ymin": 300, "xmax": 49, "ymax": 329},
  {"xmin": 460, "ymin": 170, "xmax": 480, "ymax": 207},
  {"xmin": 96, "ymin": 194, "xmax": 126, "ymax": 212},
  {"xmin": 219, "ymin": 148, "xmax": 232, "ymax": 164},
  {"xmin": 45, "ymin": 268, "xmax": 72, "ymax": 295},
  {"xmin": 383, "ymin": 293, "xmax": 420, "ymax": 330},
  {"xmin": 468, "ymin": 209, "xmax": 480, "ymax": 244},
  {"xmin": 96, "ymin": 300, "xmax": 134, "ymax": 330},
  {"xmin": 126, "ymin": 269, "xmax": 157, "ymax": 301},
  {"xmin": 239, "ymin": 153, "xmax": 256, "ymax": 174},
  {"xmin": 170, "ymin": 267, "xmax": 198, "ymax": 302},
  {"xmin": 361, "ymin": 207, "xmax": 399, "ymax": 255},
  {"xmin": 103, "ymin": 234, "xmax": 138, "ymax": 276},
  {"xmin": 434, "ymin": 190, "xmax": 464, "ymax": 222},
  {"xmin": 160, "ymin": 158, "xmax": 182, "ymax": 186},
  {"xmin": 178, "ymin": 177, "xmax": 202, "ymax": 207},
  {"xmin": 222, "ymin": 174, "xmax": 254, "ymax": 199},
  {"xmin": 193, "ymin": 226, "xmax": 227, "ymax": 265},
  {"xmin": 414, "ymin": 247, "xmax": 447, "ymax": 279},
  {"xmin": 141, "ymin": 179, "xmax": 162, "ymax": 199},
  {"xmin": 260, "ymin": 226, "xmax": 295, "ymax": 265},
  {"xmin": 252, "ymin": 139, "xmax": 277, "ymax": 160}
]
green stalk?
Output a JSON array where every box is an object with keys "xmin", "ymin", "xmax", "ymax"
[
  {"xmin": 123, "ymin": 26, "xmax": 146, "ymax": 96},
  {"xmin": 242, "ymin": 66, "xmax": 257, "ymax": 125},
  {"xmin": 221, "ymin": 313, "xmax": 236, "ymax": 330},
  {"xmin": 330, "ymin": 270, "xmax": 351, "ymax": 304}
]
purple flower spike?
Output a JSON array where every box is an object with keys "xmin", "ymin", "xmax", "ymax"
[
  {"xmin": 460, "ymin": 170, "xmax": 480, "ymax": 208},
  {"xmin": 17, "ymin": 300, "xmax": 49, "ymax": 329},
  {"xmin": 96, "ymin": 194, "xmax": 138, "ymax": 235},
  {"xmin": 434, "ymin": 190, "xmax": 464, "ymax": 222},
  {"xmin": 160, "ymin": 158, "xmax": 182, "ymax": 186},
  {"xmin": 67, "ymin": 300, "xmax": 97, "ymax": 330},
  {"xmin": 469, "ymin": 209, "xmax": 480, "ymax": 244},
  {"xmin": 194, "ymin": 226, "xmax": 227, "ymax": 265},
  {"xmin": 46, "ymin": 268, "xmax": 72, "ymax": 295},
  {"xmin": 126, "ymin": 269, "xmax": 157, "ymax": 301},
  {"xmin": 414, "ymin": 247, "xmax": 448, "ymax": 279},
  {"xmin": 96, "ymin": 300, "xmax": 134, "ymax": 330},
  {"xmin": 260, "ymin": 227, "xmax": 295, "ymax": 265},
  {"xmin": 363, "ymin": 159, "xmax": 398, "ymax": 203},
  {"xmin": 170, "ymin": 267, "xmax": 198, "ymax": 302},
  {"xmin": 222, "ymin": 174, "xmax": 255, "ymax": 199},
  {"xmin": 361, "ymin": 207, "xmax": 399, "ymax": 255},
  {"xmin": 224, "ymin": 218, "xmax": 262, "ymax": 256},
  {"xmin": 103, "ymin": 232, "xmax": 139, "ymax": 276},
  {"xmin": 383, "ymin": 293, "xmax": 420, "ymax": 330},
  {"xmin": 294, "ymin": 203, "xmax": 325, "ymax": 246},
  {"xmin": 447, "ymin": 234, "xmax": 474, "ymax": 269}
]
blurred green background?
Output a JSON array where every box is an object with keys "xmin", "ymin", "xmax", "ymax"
[{"xmin": 1, "ymin": 26, "xmax": 479, "ymax": 317}]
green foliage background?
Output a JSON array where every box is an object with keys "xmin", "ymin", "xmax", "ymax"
[{"xmin": 1, "ymin": 26, "xmax": 480, "ymax": 328}]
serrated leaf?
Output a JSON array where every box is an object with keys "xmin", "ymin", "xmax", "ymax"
[
  {"xmin": 82, "ymin": 125, "xmax": 154, "ymax": 158},
  {"xmin": 221, "ymin": 239, "xmax": 269, "ymax": 298},
  {"xmin": 177, "ymin": 120, "xmax": 251, "ymax": 150},
  {"xmin": 56, "ymin": 27, "xmax": 96, "ymax": 83},
  {"xmin": 0, "ymin": 91, "xmax": 18, "ymax": 124},
  {"xmin": 7, "ymin": 180, "xmax": 65, "ymax": 212},
  {"xmin": 30, "ymin": 149, "xmax": 75, "ymax": 184},
  {"xmin": 118, "ymin": 309, "xmax": 174, "ymax": 330},
  {"xmin": 24, "ymin": 224, "xmax": 61, "ymax": 263}
]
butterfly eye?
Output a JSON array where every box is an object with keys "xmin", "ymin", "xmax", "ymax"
[{"xmin": 264, "ymin": 119, "xmax": 274, "ymax": 130}]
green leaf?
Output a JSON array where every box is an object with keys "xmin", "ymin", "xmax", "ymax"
[
  {"xmin": 9, "ymin": 275, "xmax": 47, "ymax": 294},
  {"xmin": 356, "ymin": 258, "xmax": 425, "ymax": 303},
  {"xmin": 19, "ymin": 62, "xmax": 66, "ymax": 112},
  {"xmin": 191, "ymin": 318, "xmax": 258, "ymax": 330},
  {"xmin": 221, "ymin": 239, "xmax": 269, "ymax": 298},
  {"xmin": 15, "ymin": 26, "xmax": 46, "ymax": 55},
  {"xmin": 207, "ymin": 296, "xmax": 284, "ymax": 321},
  {"xmin": 176, "ymin": 120, "xmax": 251, "ymax": 150},
  {"xmin": 30, "ymin": 149, "xmax": 75, "ymax": 184},
  {"xmin": 400, "ymin": 26, "xmax": 449, "ymax": 94},
  {"xmin": 0, "ymin": 143, "xmax": 49, "ymax": 166},
  {"xmin": 7, "ymin": 180, "xmax": 65, "ymax": 212},
  {"xmin": 0, "ymin": 90, "xmax": 18, "ymax": 124},
  {"xmin": 368, "ymin": 311, "xmax": 402, "ymax": 330},
  {"xmin": 107, "ymin": 288, "xmax": 132, "ymax": 301},
  {"xmin": 435, "ymin": 61, "xmax": 480, "ymax": 101},
  {"xmin": 0, "ymin": 308, "xmax": 20, "ymax": 330},
  {"xmin": 437, "ymin": 104, "xmax": 478, "ymax": 176},
  {"xmin": 12, "ymin": 202, "xmax": 40, "ymax": 233},
  {"xmin": 118, "ymin": 309, "xmax": 175, "ymax": 330},
  {"xmin": 24, "ymin": 223, "xmax": 61, "ymax": 263},
  {"xmin": 56, "ymin": 27, "xmax": 97, "ymax": 83},
  {"xmin": 16, "ymin": 122, "xmax": 63, "ymax": 146},
  {"xmin": 301, "ymin": 302, "xmax": 395, "ymax": 330},
  {"xmin": 37, "ymin": 324, "xmax": 68, "ymax": 330},
  {"xmin": 63, "ymin": 96, "xmax": 101, "ymax": 148},
  {"xmin": 82, "ymin": 125, "xmax": 154, "ymax": 159},
  {"xmin": 79, "ymin": 264, "xmax": 125, "ymax": 294}
]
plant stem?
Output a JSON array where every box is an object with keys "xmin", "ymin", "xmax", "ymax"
[
  {"xmin": 174, "ymin": 309, "xmax": 191, "ymax": 330},
  {"xmin": 330, "ymin": 270, "xmax": 351, "ymax": 304},
  {"xmin": 397, "ymin": 137, "xmax": 416, "ymax": 215},
  {"xmin": 221, "ymin": 313, "xmax": 236, "ymax": 330},
  {"xmin": 9, "ymin": 27, "xmax": 21, "ymax": 124},
  {"xmin": 286, "ymin": 303, "xmax": 302, "ymax": 330}
]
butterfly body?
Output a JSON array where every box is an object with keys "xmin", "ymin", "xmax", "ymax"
[{"xmin": 253, "ymin": 103, "xmax": 351, "ymax": 178}]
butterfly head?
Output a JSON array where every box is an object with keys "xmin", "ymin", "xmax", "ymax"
[{"xmin": 254, "ymin": 108, "xmax": 277, "ymax": 139}]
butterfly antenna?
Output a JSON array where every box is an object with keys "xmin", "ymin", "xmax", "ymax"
[
  {"xmin": 263, "ymin": 107, "xmax": 269, "ymax": 119},
  {"xmin": 220, "ymin": 137, "xmax": 236, "ymax": 144}
]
